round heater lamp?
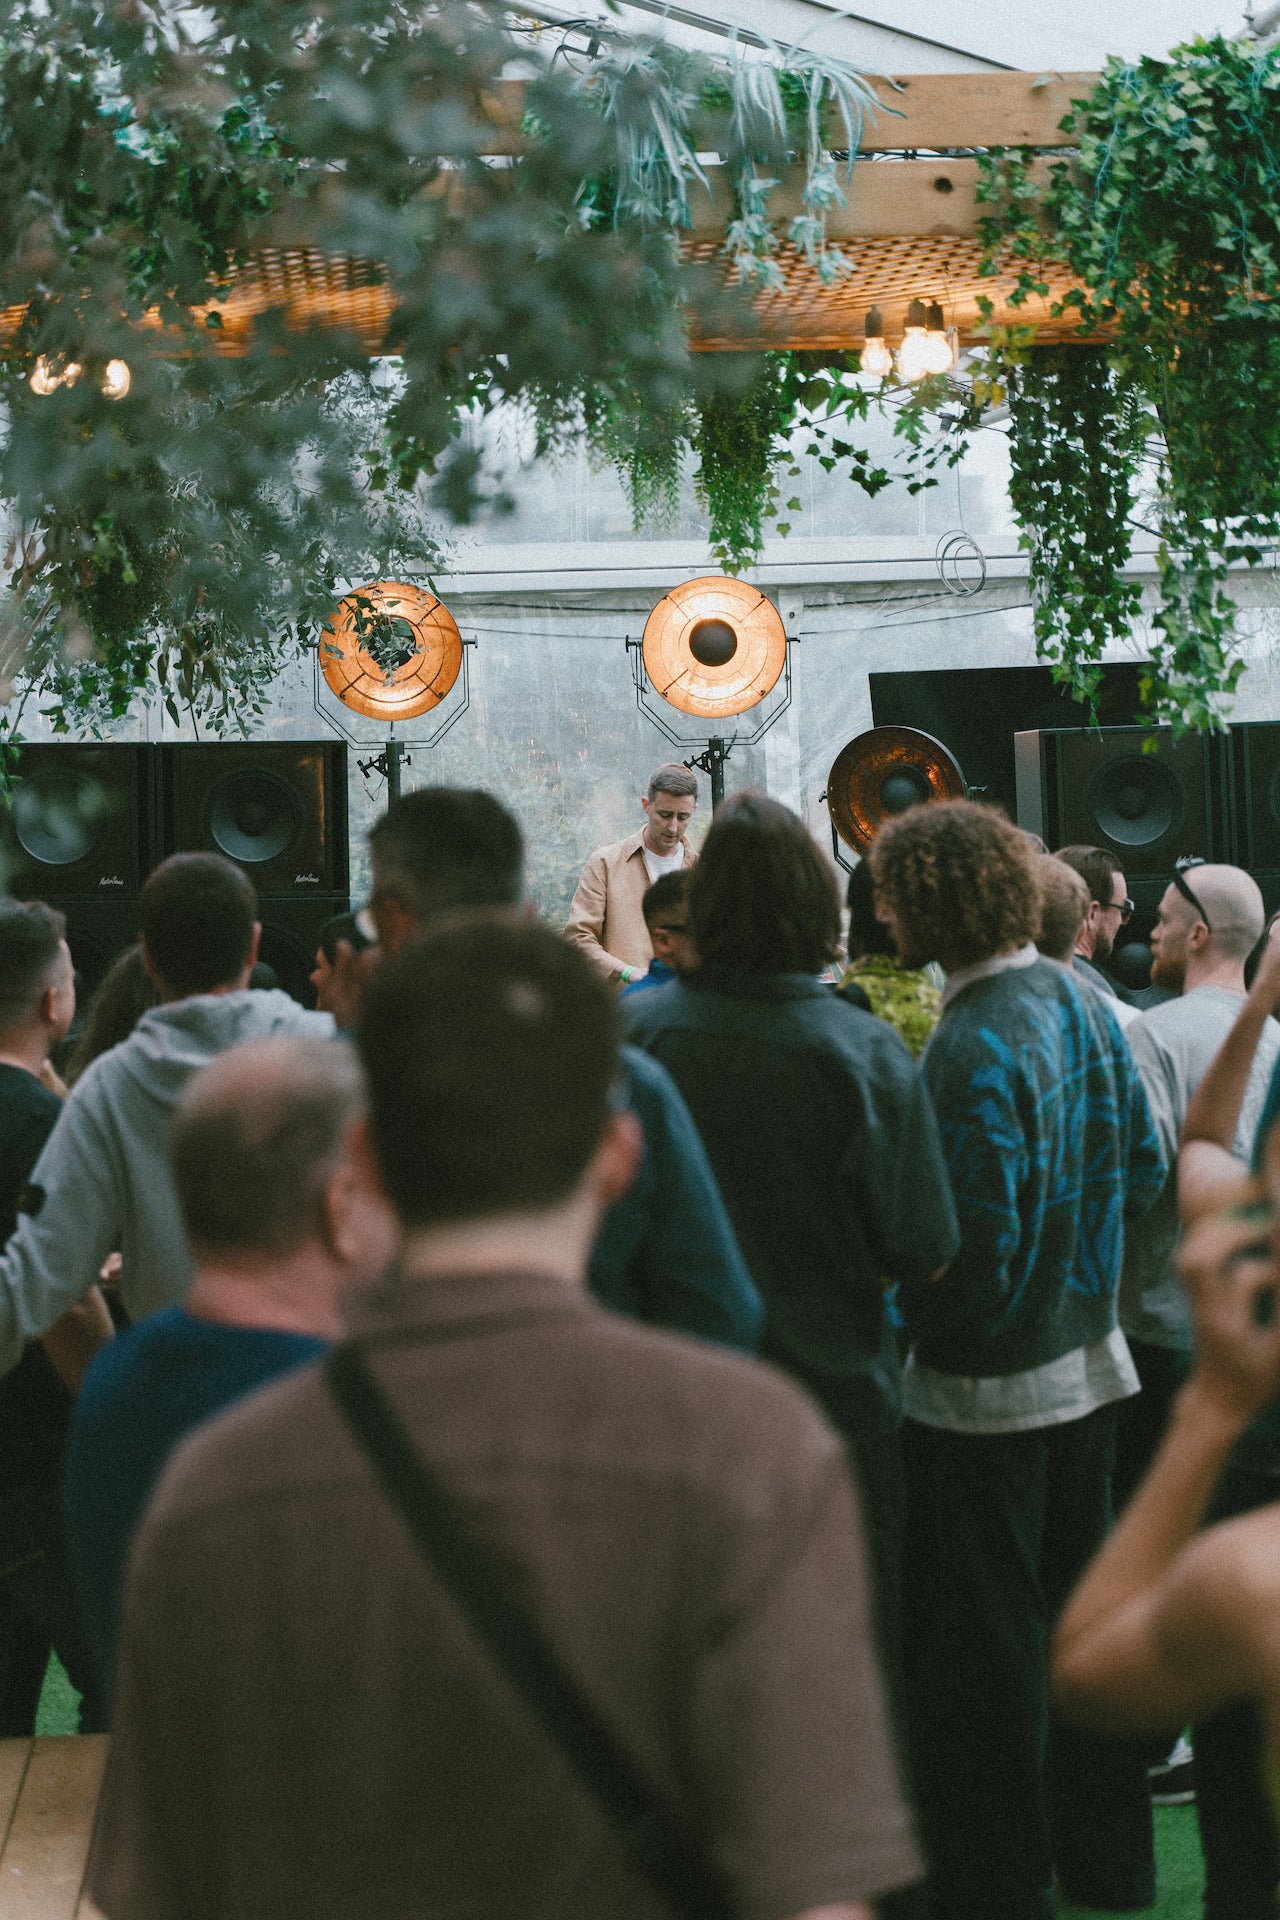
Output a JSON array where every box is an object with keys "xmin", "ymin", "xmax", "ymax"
[
  {"xmin": 321, "ymin": 581, "xmax": 463, "ymax": 722},
  {"xmin": 827, "ymin": 726, "xmax": 966, "ymax": 853},
  {"xmin": 641, "ymin": 577, "xmax": 786, "ymax": 719}
]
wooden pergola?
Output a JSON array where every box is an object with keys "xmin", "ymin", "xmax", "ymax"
[{"xmin": 2, "ymin": 71, "xmax": 1099, "ymax": 358}]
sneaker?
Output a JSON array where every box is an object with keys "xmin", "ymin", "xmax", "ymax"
[{"xmin": 1149, "ymin": 1733, "xmax": 1195, "ymax": 1805}]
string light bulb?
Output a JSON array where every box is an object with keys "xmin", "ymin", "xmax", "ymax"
[
  {"xmin": 895, "ymin": 299, "xmax": 931, "ymax": 383},
  {"xmin": 102, "ymin": 359, "xmax": 131, "ymax": 400},
  {"xmin": 861, "ymin": 307, "xmax": 893, "ymax": 380},
  {"xmin": 29, "ymin": 356, "xmax": 80, "ymax": 394},
  {"xmin": 897, "ymin": 299, "xmax": 954, "ymax": 382},
  {"xmin": 919, "ymin": 301, "xmax": 954, "ymax": 376}
]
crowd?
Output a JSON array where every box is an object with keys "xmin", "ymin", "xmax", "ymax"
[{"xmin": 0, "ymin": 762, "xmax": 1278, "ymax": 1920}]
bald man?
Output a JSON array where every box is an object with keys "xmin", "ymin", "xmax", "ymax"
[
  {"xmin": 64, "ymin": 1037, "xmax": 397, "ymax": 1704},
  {"xmin": 1116, "ymin": 865, "xmax": 1278, "ymax": 1496}
]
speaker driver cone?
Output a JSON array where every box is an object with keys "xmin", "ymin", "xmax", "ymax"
[
  {"xmin": 1084, "ymin": 755, "xmax": 1184, "ymax": 849},
  {"xmin": 11, "ymin": 770, "xmax": 107, "ymax": 866},
  {"xmin": 206, "ymin": 771, "xmax": 301, "ymax": 865}
]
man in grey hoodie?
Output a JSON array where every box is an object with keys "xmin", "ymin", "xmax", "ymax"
[{"xmin": 0, "ymin": 853, "xmax": 334, "ymax": 1380}]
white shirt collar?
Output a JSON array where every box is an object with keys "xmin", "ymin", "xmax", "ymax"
[{"xmin": 940, "ymin": 941, "xmax": 1039, "ymax": 1010}]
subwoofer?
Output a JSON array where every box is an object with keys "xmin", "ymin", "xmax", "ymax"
[
  {"xmin": 159, "ymin": 741, "xmax": 349, "ymax": 898},
  {"xmin": 1014, "ymin": 727, "xmax": 1230, "ymax": 877},
  {"xmin": 253, "ymin": 896, "xmax": 350, "ymax": 1011}
]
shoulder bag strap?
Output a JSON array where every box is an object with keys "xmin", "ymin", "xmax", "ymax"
[{"xmin": 324, "ymin": 1340, "xmax": 734, "ymax": 1920}]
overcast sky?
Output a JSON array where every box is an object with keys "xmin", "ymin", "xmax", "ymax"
[{"xmin": 859, "ymin": 0, "xmax": 1247, "ymax": 67}]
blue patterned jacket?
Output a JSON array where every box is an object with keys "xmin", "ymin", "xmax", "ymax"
[{"xmin": 900, "ymin": 957, "xmax": 1164, "ymax": 1378}]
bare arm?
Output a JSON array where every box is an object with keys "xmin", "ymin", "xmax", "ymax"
[
  {"xmin": 40, "ymin": 1285, "xmax": 114, "ymax": 1392},
  {"xmin": 1053, "ymin": 1201, "xmax": 1280, "ymax": 1731},
  {"xmin": 1180, "ymin": 922, "xmax": 1280, "ymax": 1224}
]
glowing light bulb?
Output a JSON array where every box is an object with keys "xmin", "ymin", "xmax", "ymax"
[
  {"xmin": 896, "ymin": 328, "xmax": 930, "ymax": 383},
  {"xmin": 102, "ymin": 359, "xmax": 131, "ymax": 399},
  {"xmin": 920, "ymin": 329, "xmax": 954, "ymax": 377},
  {"xmin": 61, "ymin": 362, "xmax": 82, "ymax": 388},
  {"xmin": 29, "ymin": 358, "xmax": 60, "ymax": 396},
  {"xmin": 861, "ymin": 305, "xmax": 893, "ymax": 380}
]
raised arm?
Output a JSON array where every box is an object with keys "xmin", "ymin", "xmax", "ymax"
[
  {"xmin": 1053, "ymin": 1197, "xmax": 1280, "ymax": 1733},
  {"xmin": 1180, "ymin": 921, "xmax": 1280, "ymax": 1223}
]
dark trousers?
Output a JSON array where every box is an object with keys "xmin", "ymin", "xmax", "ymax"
[
  {"xmin": 0, "ymin": 1488, "xmax": 105, "ymax": 1736},
  {"xmin": 902, "ymin": 1407, "xmax": 1155, "ymax": 1920},
  {"xmin": 779, "ymin": 1362, "xmax": 926, "ymax": 1920},
  {"xmin": 1192, "ymin": 1460, "xmax": 1280, "ymax": 1920}
]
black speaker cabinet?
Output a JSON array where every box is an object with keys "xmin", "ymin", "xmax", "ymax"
[
  {"xmin": 159, "ymin": 741, "xmax": 349, "ymax": 899},
  {"xmin": 869, "ymin": 664, "xmax": 1150, "ymax": 820},
  {"xmin": 56, "ymin": 896, "xmax": 149, "ymax": 1002},
  {"xmin": 1014, "ymin": 726, "xmax": 1230, "ymax": 879},
  {"xmin": 255, "ymin": 896, "xmax": 350, "ymax": 1009},
  {"xmin": 0, "ymin": 743, "xmax": 157, "ymax": 901}
]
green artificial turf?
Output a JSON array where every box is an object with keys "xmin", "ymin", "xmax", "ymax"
[{"xmin": 35, "ymin": 1652, "xmax": 80, "ymax": 1736}]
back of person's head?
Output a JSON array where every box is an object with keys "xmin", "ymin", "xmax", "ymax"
[
  {"xmin": 171, "ymin": 1037, "xmax": 364, "ymax": 1260},
  {"xmin": 0, "ymin": 900, "xmax": 67, "ymax": 1031},
  {"xmin": 1182, "ymin": 864, "xmax": 1266, "ymax": 962},
  {"xmin": 845, "ymin": 856, "xmax": 896, "ymax": 961},
  {"xmin": 641, "ymin": 869, "xmax": 688, "ymax": 931},
  {"xmin": 1055, "ymin": 844, "xmax": 1119, "ymax": 909},
  {"xmin": 369, "ymin": 788, "xmax": 524, "ymax": 926},
  {"xmin": 647, "ymin": 764, "xmax": 699, "ymax": 804},
  {"xmin": 318, "ymin": 911, "xmax": 372, "ymax": 965},
  {"xmin": 871, "ymin": 799, "xmax": 1042, "ymax": 974},
  {"xmin": 357, "ymin": 916, "xmax": 619, "ymax": 1230},
  {"xmin": 688, "ymin": 791, "xmax": 840, "ymax": 975},
  {"xmin": 65, "ymin": 943, "xmax": 160, "ymax": 1084},
  {"xmin": 1035, "ymin": 855, "xmax": 1090, "ymax": 963},
  {"xmin": 138, "ymin": 854, "xmax": 257, "ymax": 996}
]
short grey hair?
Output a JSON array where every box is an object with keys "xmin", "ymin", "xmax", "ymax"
[
  {"xmin": 1177, "ymin": 864, "xmax": 1266, "ymax": 962},
  {"xmin": 171, "ymin": 1037, "xmax": 364, "ymax": 1258}
]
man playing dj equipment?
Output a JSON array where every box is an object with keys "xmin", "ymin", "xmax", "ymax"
[{"xmin": 565, "ymin": 764, "xmax": 699, "ymax": 986}]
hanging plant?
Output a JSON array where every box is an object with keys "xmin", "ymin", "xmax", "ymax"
[
  {"xmin": 977, "ymin": 37, "xmax": 1280, "ymax": 729},
  {"xmin": 1005, "ymin": 346, "xmax": 1146, "ymax": 711}
]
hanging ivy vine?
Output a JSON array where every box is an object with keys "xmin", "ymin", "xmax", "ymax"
[
  {"xmin": 1004, "ymin": 347, "xmax": 1147, "ymax": 711},
  {"xmin": 977, "ymin": 36, "xmax": 1280, "ymax": 730}
]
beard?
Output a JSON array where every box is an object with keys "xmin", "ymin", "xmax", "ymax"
[
  {"xmin": 1092, "ymin": 923, "xmax": 1116, "ymax": 965},
  {"xmin": 1149, "ymin": 946, "xmax": 1185, "ymax": 994}
]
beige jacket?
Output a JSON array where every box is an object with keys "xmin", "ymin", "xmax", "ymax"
[{"xmin": 564, "ymin": 828, "xmax": 697, "ymax": 983}]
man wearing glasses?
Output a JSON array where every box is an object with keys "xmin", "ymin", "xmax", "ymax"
[{"xmin": 1055, "ymin": 844, "xmax": 1135, "ymax": 1001}]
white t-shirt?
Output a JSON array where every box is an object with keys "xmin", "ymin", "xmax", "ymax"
[{"xmin": 642, "ymin": 842, "xmax": 686, "ymax": 885}]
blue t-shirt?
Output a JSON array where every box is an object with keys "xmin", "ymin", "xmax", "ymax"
[{"xmin": 65, "ymin": 1306, "xmax": 326, "ymax": 1704}]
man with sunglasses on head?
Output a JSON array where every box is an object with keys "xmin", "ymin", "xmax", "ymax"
[
  {"xmin": 1055, "ymin": 845, "xmax": 1136, "ymax": 1001},
  {"xmin": 1112, "ymin": 862, "xmax": 1275, "ymax": 1822}
]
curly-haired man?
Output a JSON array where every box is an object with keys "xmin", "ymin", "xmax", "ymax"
[{"xmin": 870, "ymin": 800, "xmax": 1166, "ymax": 1920}]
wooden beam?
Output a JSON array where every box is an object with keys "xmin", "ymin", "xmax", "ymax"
[
  {"xmin": 478, "ymin": 69, "xmax": 1098, "ymax": 157},
  {"xmin": 686, "ymin": 158, "xmax": 1058, "ymax": 242},
  {"xmin": 855, "ymin": 70, "xmax": 1097, "ymax": 151}
]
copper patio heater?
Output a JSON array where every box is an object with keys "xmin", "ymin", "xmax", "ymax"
[
  {"xmin": 629, "ymin": 577, "xmax": 792, "ymax": 809},
  {"xmin": 824, "ymin": 725, "xmax": 967, "ymax": 871},
  {"xmin": 313, "ymin": 581, "xmax": 473, "ymax": 800}
]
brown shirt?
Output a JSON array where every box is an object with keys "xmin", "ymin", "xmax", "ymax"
[
  {"xmin": 565, "ymin": 829, "xmax": 696, "ymax": 982},
  {"xmin": 93, "ymin": 1272, "xmax": 921, "ymax": 1920}
]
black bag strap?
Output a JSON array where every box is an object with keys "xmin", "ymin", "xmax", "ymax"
[{"xmin": 324, "ymin": 1340, "xmax": 735, "ymax": 1920}]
